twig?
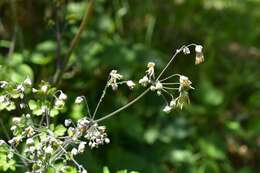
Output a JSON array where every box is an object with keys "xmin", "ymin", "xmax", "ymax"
[
  {"xmin": 53, "ymin": 0, "xmax": 94, "ymax": 85},
  {"xmin": 55, "ymin": 5, "xmax": 62, "ymax": 73}
]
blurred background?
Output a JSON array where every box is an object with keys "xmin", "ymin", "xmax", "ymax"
[{"xmin": 0, "ymin": 0, "xmax": 259, "ymax": 172}]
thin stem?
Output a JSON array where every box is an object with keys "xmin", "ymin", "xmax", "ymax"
[
  {"xmin": 55, "ymin": 5, "xmax": 62, "ymax": 76},
  {"xmin": 53, "ymin": 0, "xmax": 94, "ymax": 85},
  {"xmin": 163, "ymin": 86, "xmax": 179, "ymax": 90},
  {"xmin": 95, "ymin": 88, "xmax": 150, "ymax": 123},
  {"xmin": 159, "ymin": 74, "xmax": 180, "ymax": 82},
  {"xmin": 161, "ymin": 88, "xmax": 174, "ymax": 99},
  {"xmin": 81, "ymin": 96, "xmax": 92, "ymax": 118},
  {"xmin": 156, "ymin": 43, "xmax": 197, "ymax": 80},
  {"xmin": 161, "ymin": 82, "xmax": 179, "ymax": 85},
  {"xmin": 92, "ymin": 84, "xmax": 109, "ymax": 120}
]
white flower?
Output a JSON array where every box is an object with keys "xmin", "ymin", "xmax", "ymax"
[
  {"xmin": 71, "ymin": 148, "xmax": 78, "ymax": 155},
  {"xmin": 155, "ymin": 81, "xmax": 163, "ymax": 90},
  {"xmin": 32, "ymin": 88, "xmax": 38, "ymax": 93},
  {"xmin": 183, "ymin": 46, "xmax": 190, "ymax": 54},
  {"xmin": 24, "ymin": 78, "xmax": 32, "ymax": 86},
  {"xmin": 195, "ymin": 45, "xmax": 204, "ymax": 65},
  {"xmin": 26, "ymin": 138, "xmax": 34, "ymax": 145},
  {"xmin": 109, "ymin": 70, "xmax": 123, "ymax": 80},
  {"xmin": 20, "ymin": 103, "xmax": 26, "ymax": 109},
  {"xmin": 81, "ymin": 169, "xmax": 87, "ymax": 173},
  {"xmin": 139, "ymin": 76, "xmax": 149, "ymax": 87},
  {"xmin": 163, "ymin": 105, "xmax": 172, "ymax": 113},
  {"xmin": 126, "ymin": 80, "xmax": 135, "ymax": 89},
  {"xmin": 26, "ymin": 114, "xmax": 31, "ymax": 118},
  {"xmin": 41, "ymin": 85, "xmax": 48, "ymax": 93},
  {"xmin": 10, "ymin": 126, "xmax": 17, "ymax": 131},
  {"xmin": 0, "ymin": 140, "xmax": 6, "ymax": 145},
  {"xmin": 170, "ymin": 99, "xmax": 176, "ymax": 107},
  {"xmin": 16, "ymin": 84, "xmax": 25, "ymax": 92},
  {"xmin": 75, "ymin": 96, "xmax": 84, "ymax": 104},
  {"xmin": 78, "ymin": 142, "xmax": 86, "ymax": 153},
  {"xmin": 0, "ymin": 81, "xmax": 8, "ymax": 88},
  {"xmin": 58, "ymin": 92, "xmax": 67, "ymax": 100},
  {"xmin": 55, "ymin": 99, "xmax": 65, "ymax": 108},
  {"xmin": 195, "ymin": 45, "xmax": 203, "ymax": 53},
  {"xmin": 65, "ymin": 119, "xmax": 72, "ymax": 127},
  {"xmin": 105, "ymin": 138, "xmax": 110, "ymax": 144},
  {"xmin": 0, "ymin": 96, "xmax": 5, "ymax": 102},
  {"xmin": 146, "ymin": 62, "xmax": 155, "ymax": 79},
  {"xmin": 108, "ymin": 70, "xmax": 123, "ymax": 90},
  {"xmin": 45, "ymin": 146, "xmax": 53, "ymax": 154},
  {"xmin": 12, "ymin": 117, "xmax": 21, "ymax": 123}
]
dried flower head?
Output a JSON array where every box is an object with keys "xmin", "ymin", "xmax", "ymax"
[
  {"xmin": 195, "ymin": 45, "xmax": 204, "ymax": 65},
  {"xmin": 179, "ymin": 75, "xmax": 194, "ymax": 91}
]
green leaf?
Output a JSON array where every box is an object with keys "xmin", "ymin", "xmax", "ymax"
[
  {"xmin": 29, "ymin": 100, "xmax": 37, "ymax": 110},
  {"xmin": 54, "ymin": 125, "xmax": 67, "ymax": 137},
  {"xmin": 103, "ymin": 166, "xmax": 110, "ymax": 173}
]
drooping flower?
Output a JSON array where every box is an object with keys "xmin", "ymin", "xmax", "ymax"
[
  {"xmin": 195, "ymin": 45, "xmax": 204, "ymax": 65},
  {"xmin": 75, "ymin": 96, "xmax": 84, "ymax": 104},
  {"xmin": 126, "ymin": 80, "xmax": 135, "ymax": 89},
  {"xmin": 179, "ymin": 75, "xmax": 194, "ymax": 91},
  {"xmin": 163, "ymin": 105, "xmax": 172, "ymax": 113},
  {"xmin": 183, "ymin": 46, "xmax": 190, "ymax": 54}
]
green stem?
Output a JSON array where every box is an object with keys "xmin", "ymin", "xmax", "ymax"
[
  {"xmin": 92, "ymin": 84, "xmax": 109, "ymax": 120},
  {"xmin": 95, "ymin": 88, "xmax": 150, "ymax": 123}
]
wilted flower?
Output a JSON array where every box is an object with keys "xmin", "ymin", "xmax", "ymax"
[
  {"xmin": 179, "ymin": 75, "xmax": 194, "ymax": 91},
  {"xmin": 195, "ymin": 45, "xmax": 204, "ymax": 65},
  {"xmin": 139, "ymin": 75, "xmax": 149, "ymax": 87},
  {"xmin": 176, "ymin": 91, "xmax": 190, "ymax": 109},
  {"xmin": 126, "ymin": 80, "xmax": 135, "ymax": 89},
  {"xmin": 24, "ymin": 126, "xmax": 35, "ymax": 137}
]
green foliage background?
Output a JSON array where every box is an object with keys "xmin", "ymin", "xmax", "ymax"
[{"xmin": 0, "ymin": 0, "xmax": 259, "ymax": 172}]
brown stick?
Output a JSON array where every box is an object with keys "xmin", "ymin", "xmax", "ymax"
[{"xmin": 53, "ymin": 0, "xmax": 94, "ymax": 85}]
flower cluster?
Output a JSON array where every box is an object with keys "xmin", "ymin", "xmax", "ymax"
[{"xmin": 0, "ymin": 43, "xmax": 204, "ymax": 172}]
